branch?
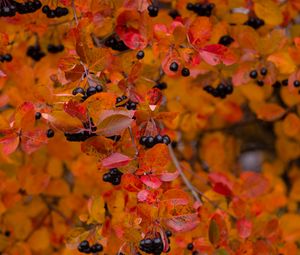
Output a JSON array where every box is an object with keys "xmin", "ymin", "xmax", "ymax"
[
  {"xmin": 128, "ymin": 127, "xmax": 139, "ymax": 158},
  {"xmin": 168, "ymin": 145, "xmax": 201, "ymax": 202}
]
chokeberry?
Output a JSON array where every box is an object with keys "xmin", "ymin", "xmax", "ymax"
[
  {"xmin": 281, "ymin": 79, "xmax": 288, "ymax": 86},
  {"xmin": 153, "ymin": 82, "xmax": 167, "ymax": 90},
  {"xmin": 42, "ymin": 5, "xmax": 50, "ymax": 13},
  {"xmin": 226, "ymin": 84, "xmax": 234, "ymax": 94},
  {"xmin": 162, "ymin": 135, "xmax": 171, "ymax": 145},
  {"xmin": 218, "ymin": 35, "xmax": 234, "ymax": 46},
  {"xmin": 136, "ymin": 50, "xmax": 144, "ymax": 60},
  {"xmin": 78, "ymin": 240, "xmax": 89, "ymax": 253},
  {"xmin": 147, "ymin": 5, "xmax": 159, "ymax": 17},
  {"xmin": 294, "ymin": 80, "xmax": 300, "ymax": 87},
  {"xmin": 95, "ymin": 85, "xmax": 103, "ymax": 92},
  {"xmin": 35, "ymin": 112, "xmax": 42, "ymax": 120},
  {"xmin": 165, "ymin": 230, "xmax": 172, "ymax": 237},
  {"xmin": 187, "ymin": 242, "xmax": 194, "ymax": 250},
  {"xmin": 181, "ymin": 67, "xmax": 190, "ymax": 77},
  {"xmin": 86, "ymin": 86, "xmax": 97, "ymax": 97},
  {"xmin": 145, "ymin": 136, "xmax": 155, "ymax": 148},
  {"xmin": 170, "ymin": 62, "xmax": 179, "ymax": 72},
  {"xmin": 260, "ymin": 67, "xmax": 268, "ymax": 76},
  {"xmin": 204, "ymin": 85, "xmax": 214, "ymax": 93},
  {"xmin": 72, "ymin": 87, "xmax": 85, "ymax": 96},
  {"xmin": 186, "ymin": 3, "xmax": 194, "ymax": 11},
  {"xmin": 90, "ymin": 243, "xmax": 103, "ymax": 253},
  {"xmin": 154, "ymin": 134, "xmax": 163, "ymax": 144},
  {"xmin": 249, "ymin": 70, "xmax": 258, "ymax": 79},
  {"xmin": 3, "ymin": 54, "xmax": 12, "ymax": 62},
  {"xmin": 272, "ymin": 81, "xmax": 281, "ymax": 88},
  {"xmin": 139, "ymin": 136, "xmax": 147, "ymax": 145},
  {"xmin": 46, "ymin": 129, "xmax": 55, "ymax": 138},
  {"xmin": 169, "ymin": 9, "xmax": 180, "ymax": 19}
]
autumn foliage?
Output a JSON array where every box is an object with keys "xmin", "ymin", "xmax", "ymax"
[{"xmin": 1, "ymin": 0, "xmax": 300, "ymax": 254}]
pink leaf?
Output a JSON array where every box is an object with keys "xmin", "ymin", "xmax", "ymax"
[
  {"xmin": 137, "ymin": 190, "xmax": 149, "ymax": 202},
  {"xmin": 237, "ymin": 218, "xmax": 252, "ymax": 239},
  {"xmin": 102, "ymin": 152, "xmax": 131, "ymax": 168},
  {"xmin": 164, "ymin": 213, "xmax": 200, "ymax": 232},
  {"xmin": 0, "ymin": 134, "xmax": 19, "ymax": 155},
  {"xmin": 140, "ymin": 175, "xmax": 162, "ymax": 189},
  {"xmin": 159, "ymin": 170, "xmax": 179, "ymax": 182}
]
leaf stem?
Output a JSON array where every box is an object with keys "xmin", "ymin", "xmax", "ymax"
[{"xmin": 71, "ymin": 0, "xmax": 78, "ymax": 26}]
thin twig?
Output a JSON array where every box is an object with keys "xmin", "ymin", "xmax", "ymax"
[
  {"xmin": 71, "ymin": 0, "xmax": 78, "ymax": 26},
  {"xmin": 168, "ymin": 145, "xmax": 201, "ymax": 202}
]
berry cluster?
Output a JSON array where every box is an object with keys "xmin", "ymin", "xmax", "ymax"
[
  {"xmin": 203, "ymin": 83, "xmax": 233, "ymax": 99},
  {"xmin": 168, "ymin": 9, "xmax": 180, "ymax": 19},
  {"xmin": 0, "ymin": 54, "xmax": 12, "ymax": 62},
  {"xmin": 139, "ymin": 134, "xmax": 171, "ymax": 149},
  {"xmin": 78, "ymin": 240, "xmax": 103, "ymax": 254},
  {"xmin": 103, "ymin": 168, "xmax": 123, "ymax": 185},
  {"xmin": 147, "ymin": 4, "xmax": 159, "ymax": 17},
  {"xmin": 218, "ymin": 35, "xmax": 234, "ymax": 46},
  {"xmin": 64, "ymin": 118, "xmax": 97, "ymax": 142},
  {"xmin": 0, "ymin": 0, "xmax": 42, "ymax": 17},
  {"xmin": 26, "ymin": 45, "xmax": 45, "ymax": 61},
  {"xmin": 104, "ymin": 36, "xmax": 129, "ymax": 52},
  {"xmin": 116, "ymin": 95, "xmax": 138, "ymax": 110},
  {"xmin": 42, "ymin": 5, "xmax": 69, "ymax": 18},
  {"xmin": 169, "ymin": 62, "xmax": 190, "ymax": 76},
  {"xmin": 72, "ymin": 85, "xmax": 103, "ymax": 101},
  {"xmin": 186, "ymin": 242, "xmax": 199, "ymax": 254},
  {"xmin": 186, "ymin": 2, "xmax": 215, "ymax": 17},
  {"xmin": 47, "ymin": 44, "xmax": 64, "ymax": 54},
  {"xmin": 244, "ymin": 17, "xmax": 265, "ymax": 29},
  {"xmin": 249, "ymin": 67, "xmax": 268, "ymax": 86},
  {"xmin": 139, "ymin": 237, "xmax": 163, "ymax": 254}
]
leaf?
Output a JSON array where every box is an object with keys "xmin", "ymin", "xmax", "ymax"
[
  {"xmin": 188, "ymin": 17, "xmax": 212, "ymax": 49},
  {"xmin": 214, "ymin": 248, "xmax": 229, "ymax": 255},
  {"xmin": 88, "ymin": 196, "xmax": 105, "ymax": 224},
  {"xmin": 240, "ymin": 172, "xmax": 269, "ymax": 199},
  {"xmin": 237, "ymin": 218, "xmax": 252, "ymax": 239},
  {"xmin": 208, "ymin": 172, "xmax": 233, "ymax": 197},
  {"xmin": 96, "ymin": 111, "xmax": 134, "ymax": 137},
  {"xmin": 199, "ymin": 44, "xmax": 237, "ymax": 66},
  {"xmin": 282, "ymin": 113, "xmax": 300, "ymax": 137},
  {"xmin": 159, "ymin": 170, "xmax": 179, "ymax": 182},
  {"xmin": 164, "ymin": 213, "xmax": 200, "ymax": 232},
  {"xmin": 267, "ymin": 51, "xmax": 296, "ymax": 75},
  {"xmin": 121, "ymin": 173, "xmax": 143, "ymax": 192},
  {"xmin": 0, "ymin": 134, "xmax": 19, "ymax": 155},
  {"xmin": 254, "ymin": 0, "xmax": 283, "ymax": 26},
  {"xmin": 102, "ymin": 152, "xmax": 132, "ymax": 168},
  {"xmin": 161, "ymin": 189, "xmax": 190, "ymax": 206},
  {"xmin": 209, "ymin": 219, "xmax": 220, "ymax": 246},
  {"xmin": 42, "ymin": 111, "xmax": 83, "ymax": 132},
  {"xmin": 28, "ymin": 227, "xmax": 50, "ymax": 252},
  {"xmin": 63, "ymin": 100, "xmax": 88, "ymax": 122},
  {"xmin": 65, "ymin": 227, "xmax": 90, "ymax": 249},
  {"xmin": 81, "ymin": 136, "xmax": 114, "ymax": 158},
  {"xmin": 253, "ymin": 103, "xmax": 286, "ymax": 121},
  {"xmin": 140, "ymin": 175, "xmax": 162, "ymax": 189},
  {"xmin": 20, "ymin": 129, "xmax": 48, "ymax": 154}
]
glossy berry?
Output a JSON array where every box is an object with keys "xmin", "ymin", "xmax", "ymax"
[
  {"xmin": 249, "ymin": 70, "xmax": 258, "ymax": 79},
  {"xmin": 204, "ymin": 85, "xmax": 214, "ymax": 93},
  {"xmin": 35, "ymin": 112, "xmax": 42, "ymax": 120},
  {"xmin": 218, "ymin": 35, "xmax": 234, "ymax": 46},
  {"xmin": 147, "ymin": 5, "xmax": 159, "ymax": 17},
  {"xmin": 139, "ymin": 136, "xmax": 147, "ymax": 145},
  {"xmin": 170, "ymin": 62, "xmax": 179, "ymax": 72},
  {"xmin": 90, "ymin": 243, "xmax": 103, "ymax": 253},
  {"xmin": 226, "ymin": 84, "xmax": 234, "ymax": 94},
  {"xmin": 260, "ymin": 67, "xmax": 268, "ymax": 76},
  {"xmin": 272, "ymin": 81, "xmax": 281, "ymax": 88},
  {"xmin": 244, "ymin": 17, "xmax": 265, "ymax": 29},
  {"xmin": 154, "ymin": 134, "xmax": 163, "ymax": 144},
  {"xmin": 145, "ymin": 136, "xmax": 155, "ymax": 148},
  {"xmin": 3, "ymin": 54, "xmax": 12, "ymax": 62},
  {"xmin": 181, "ymin": 67, "xmax": 190, "ymax": 77},
  {"xmin": 78, "ymin": 240, "xmax": 89, "ymax": 252},
  {"xmin": 126, "ymin": 101, "xmax": 137, "ymax": 110},
  {"xmin": 257, "ymin": 80, "xmax": 264, "ymax": 86},
  {"xmin": 86, "ymin": 86, "xmax": 97, "ymax": 97},
  {"xmin": 42, "ymin": 5, "xmax": 50, "ymax": 13},
  {"xmin": 4, "ymin": 230, "xmax": 10, "ymax": 237},
  {"xmin": 162, "ymin": 135, "xmax": 171, "ymax": 145},
  {"xmin": 187, "ymin": 242, "xmax": 194, "ymax": 250},
  {"xmin": 95, "ymin": 85, "xmax": 103, "ymax": 92},
  {"xmin": 169, "ymin": 9, "xmax": 180, "ymax": 19},
  {"xmin": 294, "ymin": 80, "xmax": 300, "ymax": 87},
  {"xmin": 165, "ymin": 230, "xmax": 172, "ymax": 237},
  {"xmin": 72, "ymin": 87, "xmax": 85, "ymax": 96},
  {"xmin": 136, "ymin": 50, "xmax": 144, "ymax": 60},
  {"xmin": 46, "ymin": 129, "xmax": 55, "ymax": 138},
  {"xmin": 186, "ymin": 3, "xmax": 194, "ymax": 11}
]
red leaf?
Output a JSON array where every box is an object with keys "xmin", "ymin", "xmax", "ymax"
[
  {"xmin": 240, "ymin": 172, "xmax": 269, "ymax": 199},
  {"xmin": 0, "ymin": 134, "xmax": 19, "ymax": 155},
  {"xmin": 102, "ymin": 153, "xmax": 131, "ymax": 168},
  {"xmin": 237, "ymin": 218, "xmax": 252, "ymax": 239},
  {"xmin": 122, "ymin": 173, "xmax": 143, "ymax": 192},
  {"xmin": 208, "ymin": 172, "xmax": 233, "ymax": 197},
  {"xmin": 159, "ymin": 170, "xmax": 179, "ymax": 182},
  {"xmin": 199, "ymin": 44, "xmax": 237, "ymax": 66},
  {"xmin": 137, "ymin": 190, "xmax": 149, "ymax": 202},
  {"xmin": 63, "ymin": 100, "xmax": 88, "ymax": 122},
  {"xmin": 140, "ymin": 175, "xmax": 162, "ymax": 189}
]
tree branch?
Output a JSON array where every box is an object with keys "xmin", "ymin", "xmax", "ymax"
[{"xmin": 168, "ymin": 145, "xmax": 201, "ymax": 202}]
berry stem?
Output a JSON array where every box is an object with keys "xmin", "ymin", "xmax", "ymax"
[{"xmin": 168, "ymin": 145, "xmax": 201, "ymax": 202}]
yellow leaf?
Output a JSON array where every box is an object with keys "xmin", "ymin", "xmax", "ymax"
[
  {"xmin": 28, "ymin": 227, "xmax": 50, "ymax": 252},
  {"xmin": 252, "ymin": 103, "xmax": 286, "ymax": 121},
  {"xmin": 282, "ymin": 113, "xmax": 300, "ymax": 137},
  {"xmin": 268, "ymin": 52, "xmax": 296, "ymax": 75},
  {"xmin": 254, "ymin": 0, "xmax": 283, "ymax": 26},
  {"xmin": 88, "ymin": 196, "xmax": 105, "ymax": 224}
]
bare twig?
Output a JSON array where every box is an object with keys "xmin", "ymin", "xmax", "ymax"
[
  {"xmin": 128, "ymin": 127, "xmax": 139, "ymax": 158},
  {"xmin": 168, "ymin": 145, "xmax": 201, "ymax": 202}
]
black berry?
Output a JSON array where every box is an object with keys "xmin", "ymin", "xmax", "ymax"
[
  {"xmin": 147, "ymin": 5, "xmax": 159, "ymax": 17},
  {"xmin": 86, "ymin": 87, "xmax": 97, "ymax": 97},
  {"xmin": 35, "ymin": 112, "xmax": 42, "ymax": 120},
  {"xmin": 256, "ymin": 80, "xmax": 264, "ymax": 86},
  {"xmin": 187, "ymin": 242, "xmax": 194, "ymax": 250},
  {"xmin": 72, "ymin": 87, "xmax": 85, "ymax": 96},
  {"xmin": 136, "ymin": 50, "xmax": 144, "ymax": 60},
  {"xmin": 249, "ymin": 70, "xmax": 258, "ymax": 79},
  {"xmin": 260, "ymin": 67, "xmax": 268, "ymax": 76},
  {"xmin": 170, "ymin": 62, "xmax": 179, "ymax": 72},
  {"xmin": 181, "ymin": 67, "xmax": 190, "ymax": 77},
  {"xmin": 145, "ymin": 136, "xmax": 155, "ymax": 148},
  {"xmin": 294, "ymin": 80, "xmax": 300, "ymax": 87},
  {"xmin": 218, "ymin": 35, "xmax": 234, "ymax": 46},
  {"xmin": 46, "ymin": 129, "xmax": 55, "ymax": 138}
]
